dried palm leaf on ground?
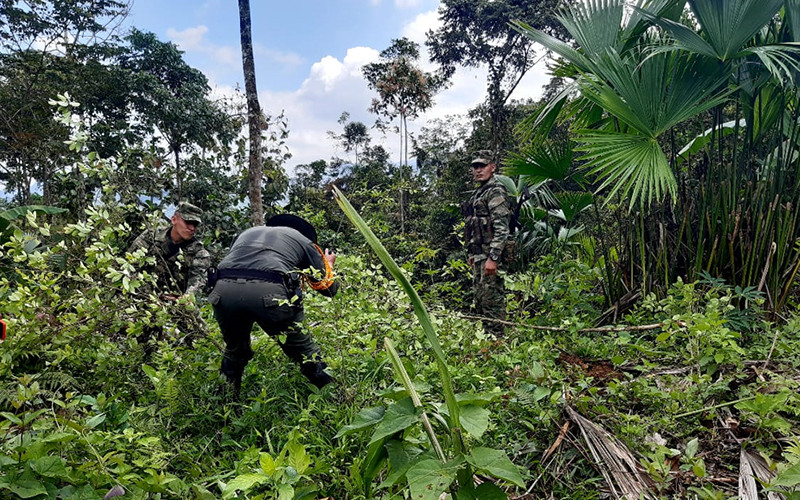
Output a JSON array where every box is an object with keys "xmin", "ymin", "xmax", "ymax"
[
  {"xmin": 739, "ymin": 449, "xmax": 785, "ymax": 500},
  {"xmin": 565, "ymin": 406, "xmax": 657, "ymax": 500}
]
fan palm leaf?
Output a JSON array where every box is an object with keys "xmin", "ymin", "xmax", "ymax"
[
  {"xmin": 555, "ymin": 0, "xmax": 626, "ymax": 57},
  {"xmin": 635, "ymin": 0, "xmax": 798, "ymax": 83},
  {"xmin": 687, "ymin": 0, "xmax": 784, "ymax": 60},
  {"xmin": 786, "ymin": 0, "xmax": 800, "ymax": 42},
  {"xmin": 580, "ymin": 48, "xmax": 730, "ymax": 137},
  {"xmin": 505, "ymin": 140, "xmax": 574, "ymax": 183},
  {"xmin": 578, "ymin": 130, "xmax": 675, "ymax": 210}
]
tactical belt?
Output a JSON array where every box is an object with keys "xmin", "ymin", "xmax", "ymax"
[{"xmin": 216, "ymin": 268, "xmax": 286, "ymax": 283}]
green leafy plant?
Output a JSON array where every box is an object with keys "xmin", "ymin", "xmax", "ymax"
[{"xmin": 333, "ymin": 185, "xmax": 525, "ymax": 498}]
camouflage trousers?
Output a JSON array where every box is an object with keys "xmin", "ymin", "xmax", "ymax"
[
  {"xmin": 208, "ymin": 279, "xmax": 321, "ymax": 380},
  {"xmin": 472, "ymin": 258, "xmax": 507, "ymax": 336}
]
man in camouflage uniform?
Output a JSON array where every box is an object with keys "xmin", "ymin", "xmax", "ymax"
[
  {"xmin": 462, "ymin": 150, "xmax": 512, "ymax": 336},
  {"xmin": 128, "ymin": 202, "xmax": 211, "ymax": 348}
]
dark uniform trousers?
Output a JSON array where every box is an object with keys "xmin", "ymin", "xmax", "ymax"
[{"xmin": 208, "ymin": 278, "xmax": 320, "ymax": 379}]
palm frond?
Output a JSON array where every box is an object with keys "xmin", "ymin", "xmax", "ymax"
[
  {"xmin": 744, "ymin": 44, "xmax": 800, "ymax": 85},
  {"xmin": 512, "ymin": 20, "xmax": 591, "ymax": 71},
  {"xmin": 505, "ymin": 140, "xmax": 574, "ymax": 182},
  {"xmin": 622, "ymin": 0, "xmax": 686, "ymax": 49},
  {"xmin": 580, "ymin": 49, "xmax": 730, "ymax": 137},
  {"xmin": 566, "ymin": 406, "xmax": 657, "ymax": 500},
  {"xmin": 577, "ymin": 130, "xmax": 676, "ymax": 210},
  {"xmin": 786, "ymin": 0, "xmax": 800, "ymax": 42},
  {"xmin": 556, "ymin": 0, "xmax": 626, "ymax": 57},
  {"xmin": 739, "ymin": 449, "xmax": 783, "ymax": 500},
  {"xmin": 687, "ymin": 0, "xmax": 783, "ymax": 61},
  {"xmin": 632, "ymin": 8, "xmax": 718, "ymax": 58},
  {"xmin": 552, "ymin": 192, "xmax": 594, "ymax": 222}
]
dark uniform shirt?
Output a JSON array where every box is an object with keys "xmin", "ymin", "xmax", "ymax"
[{"xmin": 219, "ymin": 226, "xmax": 339, "ymax": 296}]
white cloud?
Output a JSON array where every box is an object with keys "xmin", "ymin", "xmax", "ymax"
[
  {"xmin": 167, "ymin": 25, "xmax": 209, "ymax": 51},
  {"xmin": 167, "ymin": 26, "xmax": 303, "ymax": 78},
  {"xmin": 402, "ymin": 10, "xmax": 440, "ymax": 45},
  {"xmin": 257, "ymin": 47, "xmax": 382, "ymax": 172},
  {"xmin": 395, "ymin": 0, "xmax": 423, "ymax": 8},
  {"xmin": 195, "ymin": 11, "xmax": 551, "ymax": 177}
]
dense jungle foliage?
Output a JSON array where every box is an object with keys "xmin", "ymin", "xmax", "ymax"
[{"xmin": 3, "ymin": 0, "xmax": 800, "ymax": 499}]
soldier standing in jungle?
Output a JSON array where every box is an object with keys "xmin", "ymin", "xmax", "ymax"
[
  {"xmin": 127, "ymin": 202, "xmax": 211, "ymax": 350},
  {"xmin": 462, "ymin": 150, "xmax": 512, "ymax": 337}
]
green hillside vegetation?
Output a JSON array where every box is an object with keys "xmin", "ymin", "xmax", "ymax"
[{"xmin": 3, "ymin": 0, "xmax": 800, "ymax": 498}]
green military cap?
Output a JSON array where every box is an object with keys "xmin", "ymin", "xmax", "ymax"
[
  {"xmin": 471, "ymin": 150, "xmax": 494, "ymax": 166},
  {"xmin": 176, "ymin": 202, "xmax": 203, "ymax": 224}
]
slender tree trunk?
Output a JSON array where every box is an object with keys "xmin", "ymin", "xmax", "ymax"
[
  {"xmin": 173, "ymin": 144, "xmax": 182, "ymax": 202},
  {"xmin": 238, "ymin": 0, "xmax": 264, "ymax": 225}
]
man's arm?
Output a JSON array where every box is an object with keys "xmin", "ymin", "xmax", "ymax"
[
  {"xmin": 184, "ymin": 245, "xmax": 211, "ymax": 297},
  {"xmin": 304, "ymin": 243, "xmax": 339, "ymax": 297},
  {"xmin": 485, "ymin": 185, "xmax": 511, "ymax": 274}
]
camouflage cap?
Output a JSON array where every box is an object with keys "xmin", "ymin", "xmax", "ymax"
[
  {"xmin": 471, "ymin": 150, "xmax": 494, "ymax": 166},
  {"xmin": 176, "ymin": 202, "xmax": 203, "ymax": 224}
]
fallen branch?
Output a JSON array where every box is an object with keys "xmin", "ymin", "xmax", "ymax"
[
  {"xmin": 458, "ymin": 314, "xmax": 680, "ymax": 333},
  {"xmin": 673, "ymin": 395, "xmax": 758, "ymax": 419}
]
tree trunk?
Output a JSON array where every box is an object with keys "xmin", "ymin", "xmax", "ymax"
[
  {"xmin": 238, "ymin": 0, "xmax": 264, "ymax": 225},
  {"xmin": 173, "ymin": 144, "xmax": 182, "ymax": 202}
]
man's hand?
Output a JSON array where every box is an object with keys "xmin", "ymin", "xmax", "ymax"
[
  {"xmin": 160, "ymin": 293, "xmax": 179, "ymax": 302},
  {"xmin": 324, "ymin": 248, "xmax": 337, "ymax": 266},
  {"xmin": 484, "ymin": 257, "xmax": 498, "ymax": 276}
]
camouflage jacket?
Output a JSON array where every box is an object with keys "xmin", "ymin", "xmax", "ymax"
[
  {"xmin": 128, "ymin": 223, "xmax": 211, "ymax": 296},
  {"xmin": 462, "ymin": 175, "xmax": 512, "ymax": 261}
]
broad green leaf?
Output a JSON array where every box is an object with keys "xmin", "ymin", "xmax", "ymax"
[
  {"xmin": 1, "ymin": 480, "xmax": 49, "ymax": 498},
  {"xmin": 381, "ymin": 439, "xmax": 424, "ymax": 488},
  {"xmin": 30, "ymin": 456, "xmax": 68, "ymax": 478},
  {"xmin": 287, "ymin": 438, "xmax": 311, "ymax": 476},
  {"xmin": 222, "ymin": 474, "xmax": 268, "ymax": 498},
  {"xmin": 685, "ymin": 438, "xmax": 699, "ymax": 459},
  {"xmin": 0, "ymin": 412, "xmax": 23, "ymax": 425},
  {"xmin": 455, "ymin": 390, "xmax": 501, "ymax": 407},
  {"xmin": 361, "ymin": 437, "xmax": 389, "ymax": 486},
  {"xmin": 692, "ymin": 459, "xmax": 706, "ymax": 478},
  {"xmin": 773, "ymin": 460, "xmax": 800, "ymax": 487},
  {"xmin": 369, "ymin": 398, "xmax": 420, "ymax": 445},
  {"xmin": 459, "ymin": 405, "xmax": 490, "ymax": 440},
  {"xmin": 335, "ymin": 406, "xmax": 386, "ymax": 438},
  {"xmin": 260, "ymin": 453, "xmax": 276, "ymax": 475},
  {"xmin": 0, "ymin": 205, "xmax": 67, "ymax": 222},
  {"xmin": 474, "ymin": 482, "xmax": 508, "ymax": 500},
  {"xmin": 676, "ymin": 120, "xmax": 743, "ymax": 164},
  {"xmin": 406, "ymin": 458, "xmax": 462, "ymax": 500},
  {"xmin": 141, "ymin": 364, "xmax": 157, "ymax": 380},
  {"xmin": 466, "ymin": 447, "xmax": 526, "ymax": 488},
  {"xmin": 277, "ymin": 483, "xmax": 294, "ymax": 500},
  {"xmin": 85, "ymin": 413, "xmax": 106, "ymax": 429},
  {"xmin": 69, "ymin": 484, "xmax": 101, "ymax": 500},
  {"xmin": 41, "ymin": 432, "xmax": 76, "ymax": 444}
]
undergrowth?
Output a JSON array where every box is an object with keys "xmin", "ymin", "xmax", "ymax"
[{"xmin": 1, "ymin": 206, "xmax": 800, "ymax": 499}]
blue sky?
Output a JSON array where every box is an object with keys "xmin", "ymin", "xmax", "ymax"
[{"xmin": 123, "ymin": 0, "xmax": 551, "ymax": 172}]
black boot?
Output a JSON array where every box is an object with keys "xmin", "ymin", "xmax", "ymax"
[{"xmin": 300, "ymin": 361, "xmax": 334, "ymax": 389}]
